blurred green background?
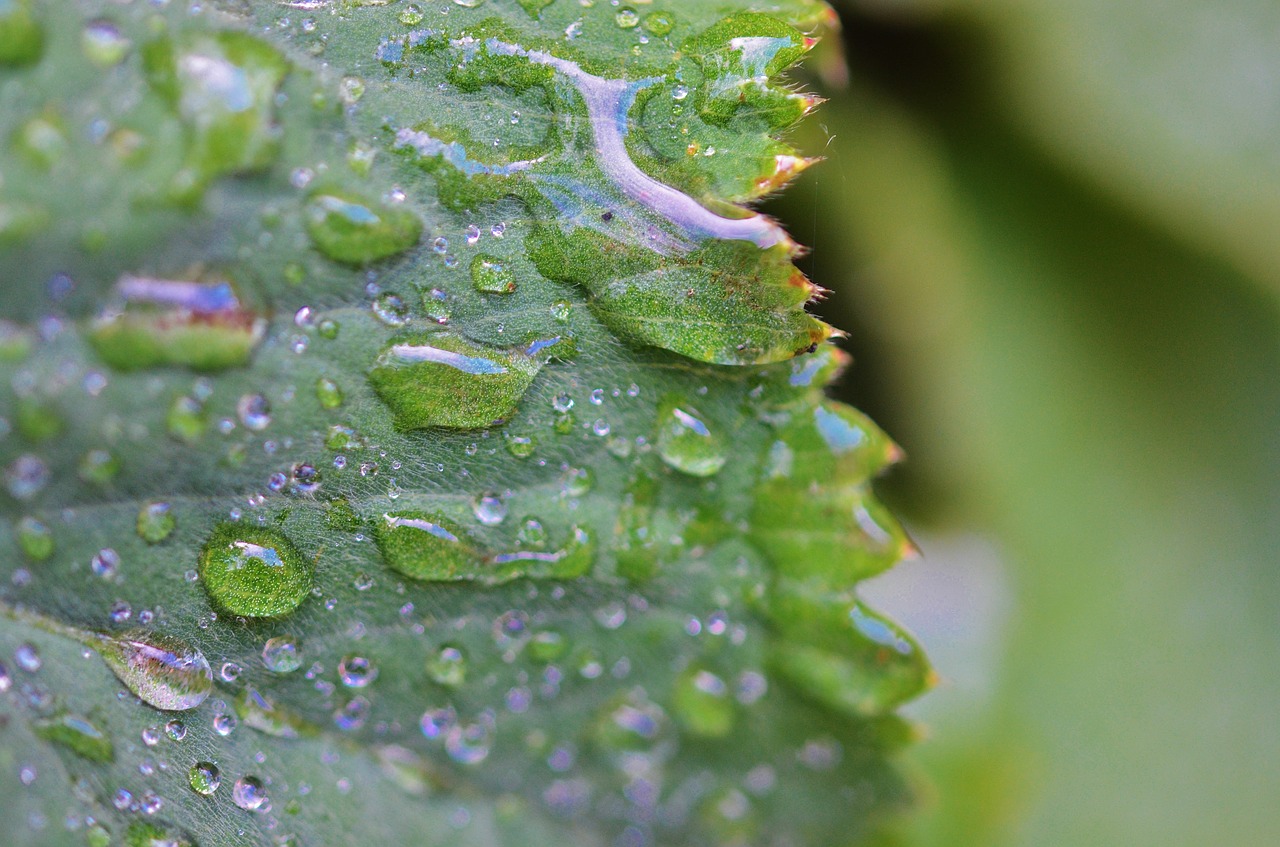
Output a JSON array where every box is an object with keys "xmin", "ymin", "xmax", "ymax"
[{"xmin": 768, "ymin": 2, "xmax": 1280, "ymax": 844}]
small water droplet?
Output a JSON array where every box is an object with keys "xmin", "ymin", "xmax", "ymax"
[
  {"xmin": 426, "ymin": 645, "xmax": 466, "ymax": 687},
  {"xmin": 338, "ymin": 655, "xmax": 377, "ymax": 688},
  {"xmin": 237, "ymin": 394, "xmax": 272, "ymax": 431},
  {"xmin": 136, "ymin": 502, "xmax": 175, "ymax": 543},
  {"xmin": 472, "ymin": 494, "xmax": 507, "ymax": 526},
  {"xmin": 262, "ymin": 636, "xmax": 302, "ymax": 673}
]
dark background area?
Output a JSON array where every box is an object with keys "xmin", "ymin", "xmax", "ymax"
[{"xmin": 766, "ymin": 2, "xmax": 1280, "ymax": 844}]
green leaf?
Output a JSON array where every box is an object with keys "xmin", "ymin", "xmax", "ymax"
[{"xmin": 0, "ymin": 2, "xmax": 926, "ymax": 845}]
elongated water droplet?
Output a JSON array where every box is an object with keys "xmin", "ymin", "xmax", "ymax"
[
  {"xmin": 368, "ymin": 333, "xmax": 555, "ymax": 429},
  {"xmin": 305, "ymin": 191, "xmax": 422, "ymax": 265},
  {"xmin": 198, "ymin": 524, "xmax": 312, "ymax": 618},
  {"xmin": 374, "ymin": 511, "xmax": 483, "ymax": 581},
  {"xmin": 89, "ymin": 277, "xmax": 266, "ymax": 372},
  {"xmin": 33, "ymin": 713, "xmax": 113, "ymax": 762},
  {"xmin": 95, "ymin": 631, "xmax": 213, "ymax": 711}
]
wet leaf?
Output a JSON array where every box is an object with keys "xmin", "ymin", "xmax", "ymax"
[{"xmin": 0, "ymin": 2, "xmax": 924, "ymax": 846}]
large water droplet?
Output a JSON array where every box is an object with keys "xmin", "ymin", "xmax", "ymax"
[
  {"xmin": 33, "ymin": 713, "xmax": 113, "ymax": 762},
  {"xmin": 368, "ymin": 333, "xmax": 556, "ymax": 429},
  {"xmin": 374, "ymin": 511, "xmax": 484, "ymax": 581},
  {"xmin": 304, "ymin": 191, "xmax": 423, "ymax": 265},
  {"xmin": 88, "ymin": 276, "xmax": 266, "ymax": 371},
  {"xmin": 655, "ymin": 397, "xmax": 726, "ymax": 476},
  {"xmin": 338, "ymin": 655, "xmax": 378, "ymax": 688},
  {"xmin": 81, "ymin": 19, "xmax": 130, "ymax": 67},
  {"xmin": 198, "ymin": 524, "xmax": 312, "ymax": 618},
  {"xmin": 95, "ymin": 631, "xmax": 213, "ymax": 711},
  {"xmin": 141, "ymin": 31, "xmax": 288, "ymax": 186},
  {"xmin": 470, "ymin": 254, "xmax": 517, "ymax": 294}
]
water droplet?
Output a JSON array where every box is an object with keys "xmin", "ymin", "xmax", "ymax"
[
  {"xmin": 315, "ymin": 377, "xmax": 344, "ymax": 409},
  {"xmin": 95, "ymin": 631, "xmax": 213, "ymax": 711},
  {"xmin": 528, "ymin": 630, "xmax": 566, "ymax": 662},
  {"xmin": 143, "ymin": 31, "xmax": 288, "ymax": 187},
  {"xmin": 643, "ymin": 11, "xmax": 675, "ymax": 36},
  {"xmin": 305, "ymin": 191, "xmax": 422, "ymax": 265},
  {"xmin": 426, "ymin": 645, "xmax": 466, "ymax": 686},
  {"xmin": 372, "ymin": 292, "xmax": 409, "ymax": 327},
  {"xmin": 237, "ymin": 393, "xmax": 272, "ymax": 431},
  {"xmin": 473, "ymin": 493, "xmax": 507, "ymax": 526},
  {"xmin": 374, "ymin": 512, "xmax": 484, "ymax": 581},
  {"xmin": 339, "ymin": 75, "xmax": 365, "ymax": 106},
  {"xmin": 81, "ymin": 19, "xmax": 130, "ymax": 67},
  {"xmin": 419, "ymin": 706, "xmax": 456, "ymax": 739},
  {"xmin": 16, "ymin": 516, "xmax": 53, "ymax": 561},
  {"xmin": 5, "ymin": 454, "xmax": 49, "ymax": 499},
  {"xmin": 399, "ymin": 3, "xmax": 424, "ymax": 24},
  {"xmin": 189, "ymin": 762, "xmax": 221, "ymax": 795},
  {"xmin": 369, "ymin": 334, "xmax": 554, "ymax": 429},
  {"xmin": 91, "ymin": 548, "xmax": 120, "ymax": 579},
  {"xmin": 615, "ymin": 7, "xmax": 640, "ymax": 28},
  {"xmin": 33, "ymin": 714, "xmax": 113, "ymax": 763},
  {"xmin": 0, "ymin": 0, "xmax": 44, "ymax": 67},
  {"xmin": 673, "ymin": 667, "xmax": 735, "ymax": 737},
  {"xmin": 232, "ymin": 775, "xmax": 268, "ymax": 811},
  {"xmin": 198, "ymin": 524, "xmax": 312, "ymax": 618},
  {"xmin": 317, "ymin": 318, "xmax": 340, "ymax": 339},
  {"xmin": 213, "ymin": 712, "xmax": 238, "ymax": 736},
  {"xmin": 504, "ymin": 433, "xmax": 535, "ymax": 458},
  {"xmin": 167, "ymin": 396, "xmax": 206, "ymax": 442},
  {"xmin": 164, "ymin": 719, "xmax": 187, "ymax": 741},
  {"xmin": 220, "ymin": 662, "xmax": 241, "ymax": 682},
  {"xmin": 656, "ymin": 397, "xmax": 725, "ymax": 476},
  {"xmin": 445, "ymin": 721, "xmax": 491, "ymax": 765},
  {"xmin": 136, "ymin": 502, "xmax": 175, "ymax": 543},
  {"xmin": 338, "ymin": 655, "xmax": 378, "ymax": 688},
  {"xmin": 470, "ymin": 255, "xmax": 516, "ymax": 294},
  {"xmin": 262, "ymin": 636, "xmax": 302, "ymax": 673}
]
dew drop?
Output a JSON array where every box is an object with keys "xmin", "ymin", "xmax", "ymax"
[
  {"xmin": 338, "ymin": 655, "xmax": 377, "ymax": 688},
  {"xmin": 469, "ymin": 255, "xmax": 516, "ymax": 294},
  {"xmin": 426, "ymin": 645, "xmax": 466, "ymax": 687},
  {"xmin": 95, "ymin": 631, "xmax": 213, "ymax": 711},
  {"xmin": 615, "ymin": 7, "xmax": 639, "ymax": 29},
  {"xmin": 655, "ymin": 397, "xmax": 725, "ymax": 476},
  {"xmin": 15, "ymin": 516, "xmax": 53, "ymax": 561},
  {"xmin": 315, "ymin": 377, "xmax": 344, "ymax": 408},
  {"xmin": 472, "ymin": 493, "xmax": 507, "ymax": 526},
  {"xmin": 262, "ymin": 636, "xmax": 302, "ymax": 673},
  {"xmin": 232, "ymin": 775, "xmax": 267, "ymax": 811},
  {"xmin": 304, "ymin": 191, "xmax": 422, "ymax": 265},
  {"xmin": 189, "ymin": 762, "xmax": 221, "ymax": 796},
  {"xmin": 237, "ymin": 393, "xmax": 272, "ymax": 431},
  {"xmin": 198, "ymin": 524, "xmax": 312, "ymax": 618},
  {"xmin": 136, "ymin": 502, "xmax": 175, "ymax": 544}
]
